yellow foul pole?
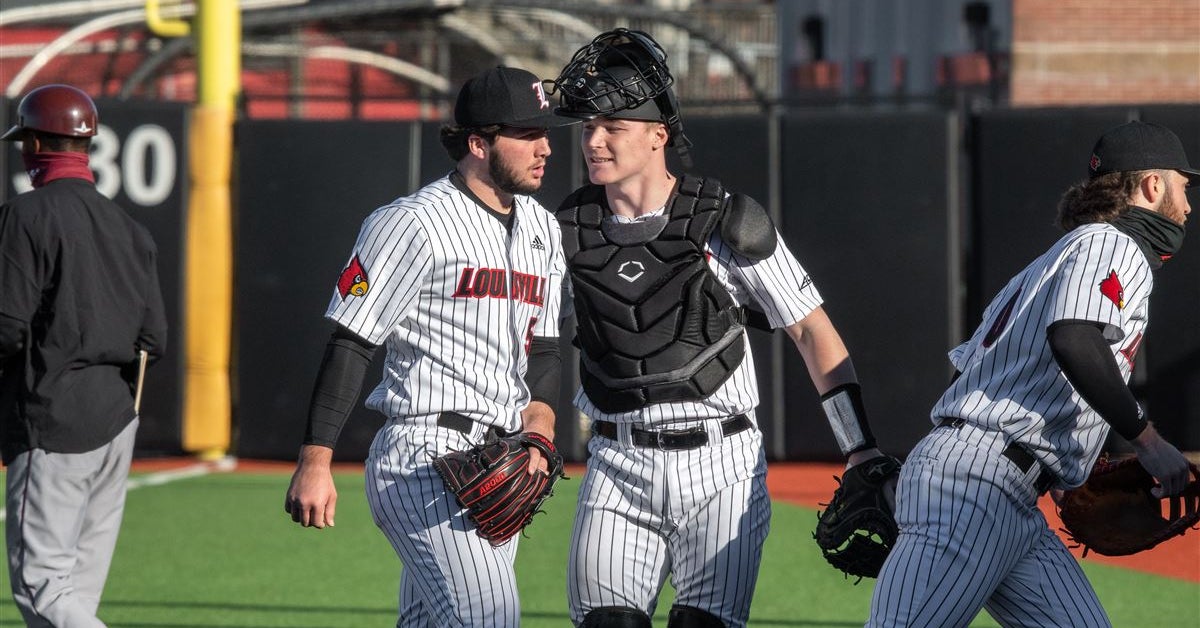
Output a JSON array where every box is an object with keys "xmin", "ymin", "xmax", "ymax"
[{"xmin": 146, "ymin": 0, "xmax": 240, "ymax": 459}]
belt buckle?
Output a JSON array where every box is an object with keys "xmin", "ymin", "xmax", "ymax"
[{"xmin": 654, "ymin": 427, "xmax": 701, "ymax": 450}]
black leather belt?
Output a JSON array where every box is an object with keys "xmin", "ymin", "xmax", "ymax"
[
  {"xmin": 436, "ymin": 411, "xmax": 505, "ymax": 440},
  {"xmin": 593, "ymin": 414, "xmax": 752, "ymax": 450},
  {"xmin": 938, "ymin": 418, "xmax": 1054, "ymax": 494}
]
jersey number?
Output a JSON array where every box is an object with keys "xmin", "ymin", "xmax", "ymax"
[
  {"xmin": 1119, "ymin": 331, "xmax": 1144, "ymax": 367},
  {"xmin": 982, "ymin": 288, "xmax": 1022, "ymax": 348},
  {"xmin": 524, "ymin": 317, "xmax": 539, "ymax": 355}
]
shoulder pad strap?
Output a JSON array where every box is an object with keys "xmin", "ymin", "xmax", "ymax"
[
  {"xmin": 678, "ymin": 174, "xmax": 724, "ymax": 202},
  {"xmin": 556, "ymin": 185, "xmax": 606, "ymax": 228},
  {"xmin": 720, "ymin": 193, "xmax": 777, "ymax": 260}
]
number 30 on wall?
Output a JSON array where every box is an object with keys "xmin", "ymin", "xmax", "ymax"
[{"xmin": 11, "ymin": 123, "xmax": 177, "ymax": 206}]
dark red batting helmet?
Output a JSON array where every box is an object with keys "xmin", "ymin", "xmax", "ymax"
[{"xmin": 2, "ymin": 84, "xmax": 99, "ymax": 142}]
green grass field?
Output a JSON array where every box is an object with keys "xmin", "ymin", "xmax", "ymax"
[{"xmin": 2, "ymin": 468, "xmax": 1197, "ymax": 627}]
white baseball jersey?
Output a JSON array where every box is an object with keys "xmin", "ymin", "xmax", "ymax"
[
  {"xmin": 328, "ymin": 172, "xmax": 564, "ymax": 627},
  {"xmin": 568, "ymin": 215, "xmax": 821, "ymax": 628},
  {"xmin": 869, "ymin": 222, "xmax": 1147, "ymax": 628},
  {"xmin": 932, "ymin": 222, "xmax": 1151, "ymax": 488},
  {"xmin": 327, "ymin": 173, "xmax": 564, "ymax": 433}
]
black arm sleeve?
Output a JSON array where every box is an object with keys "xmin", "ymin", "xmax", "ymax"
[
  {"xmin": 303, "ymin": 326, "xmax": 378, "ymax": 448},
  {"xmin": 1047, "ymin": 319, "xmax": 1146, "ymax": 441},
  {"xmin": 524, "ymin": 336, "xmax": 561, "ymax": 409}
]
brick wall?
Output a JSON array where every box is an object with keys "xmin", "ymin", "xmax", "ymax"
[{"xmin": 1011, "ymin": 0, "xmax": 1200, "ymax": 106}]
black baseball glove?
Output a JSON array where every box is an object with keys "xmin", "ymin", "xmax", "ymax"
[
  {"xmin": 432, "ymin": 432, "xmax": 565, "ymax": 546},
  {"xmin": 813, "ymin": 454, "xmax": 902, "ymax": 580}
]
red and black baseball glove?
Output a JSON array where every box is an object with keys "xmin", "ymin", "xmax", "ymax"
[
  {"xmin": 1058, "ymin": 455, "xmax": 1200, "ymax": 557},
  {"xmin": 432, "ymin": 432, "xmax": 565, "ymax": 546}
]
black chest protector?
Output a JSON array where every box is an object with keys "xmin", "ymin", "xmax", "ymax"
[{"xmin": 556, "ymin": 175, "xmax": 746, "ymax": 413}]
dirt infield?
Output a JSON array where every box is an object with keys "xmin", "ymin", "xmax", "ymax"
[{"xmin": 133, "ymin": 457, "xmax": 1199, "ymax": 583}]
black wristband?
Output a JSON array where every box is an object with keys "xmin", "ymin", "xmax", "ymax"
[{"xmin": 820, "ymin": 382, "xmax": 877, "ymax": 455}]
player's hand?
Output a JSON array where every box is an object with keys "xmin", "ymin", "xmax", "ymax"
[
  {"xmin": 523, "ymin": 432, "xmax": 555, "ymax": 474},
  {"xmin": 846, "ymin": 448, "xmax": 898, "ymax": 512},
  {"xmin": 521, "ymin": 401, "xmax": 556, "ymax": 475},
  {"xmin": 846, "ymin": 447, "xmax": 884, "ymax": 469},
  {"xmin": 1130, "ymin": 423, "xmax": 1191, "ymax": 497},
  {"xmin": 284, "ymin": 445, "xmax": 338, "ymax": 528}
]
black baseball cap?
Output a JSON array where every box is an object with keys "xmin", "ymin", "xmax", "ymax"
[
  {"xmin": 454, "ymin": 66, "xmax": 576, "ymax": 129},
  {"xmin": 1088, "ymin": 120, "xmax": 1200, "ymax": 186}
]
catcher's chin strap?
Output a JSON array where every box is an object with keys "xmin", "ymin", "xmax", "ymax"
[{"xmin": 657, "ymin": 92, "xmax": 692, "ymax": 169}]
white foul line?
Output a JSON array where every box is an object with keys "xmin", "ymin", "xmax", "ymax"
[{"xmin": 0, "ymin": 457, "xmax": 237, "ymax": 522}]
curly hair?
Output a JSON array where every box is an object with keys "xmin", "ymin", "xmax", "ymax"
[
  {"xmin": 439, "ymin": 124, "xmax": 501, "ymax": 162},
  {"xmin": 1056, "ymin": 170, "xmax": 1153, "ymax": 230}
]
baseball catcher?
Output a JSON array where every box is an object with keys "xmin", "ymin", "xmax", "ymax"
[
  {"xmin": 432, "ymin": 432, "xmax": 565, "ymax": 546},
  {"xmin": 814, "ymin": 454, "xmax": 902, "ymax": 579},
  {"xmin": 1058, "ymin": 455, "xmax": 1200, "ymax": 557}
]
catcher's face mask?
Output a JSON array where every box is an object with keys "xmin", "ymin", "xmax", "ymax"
[{"xmin": 550, "ymin": 28, "xmax": 692, "ymax": 156}]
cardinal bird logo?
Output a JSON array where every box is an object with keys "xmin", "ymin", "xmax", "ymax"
[
  {"xmin": 1099, "ymin": 269, "xmax": 1124, "ymax": 309},
  {"xmin": 338, "ymin": 255, "xmax": 370, "ymax": 299}
]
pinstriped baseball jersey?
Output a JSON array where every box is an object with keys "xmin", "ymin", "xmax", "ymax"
[
  {"xmin": 571, "ymin": 221, "xmax": 824, "ymax": 425},
  {"xmin": 329, "ymin": 172, "xmax": 565, "ymax": 627},
  {"xmin": 326, "ymin": 173, "xmax": 564, "ymax": 433},
  {"xmin": 932, "ymin": 222, "xmax": 1150, "ymax": 488}
]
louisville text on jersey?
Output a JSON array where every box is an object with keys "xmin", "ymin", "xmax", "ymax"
[
  {"xmin": 1099, "ymin": 269, "xmax": 1124, "ymax": 309},
  {"xmin": 337, "ymin": 254, "xmax": 370, "ymax": 299},
  {"xmin": 451, "ymin": 267, "xmax": 546, "ymax": 306}
]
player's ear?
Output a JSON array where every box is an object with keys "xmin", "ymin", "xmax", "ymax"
[
  {"xmin": 1141, "ymin": 170, "xmax": 1170, "ymax": 202},
  {"xmin": 467, "ymin": 133, "xmax": 490, "ymax": 160},
  {"xmin": 651, "ymin": 122, "xmax": 669, "ymax": 150},
  {"xmin": 21, "ymin": 133, "xmax": 41, "ymax": 155}
]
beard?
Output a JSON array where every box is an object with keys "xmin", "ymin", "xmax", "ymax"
[
  {"xmin": 489, "ymin": 151, "xmax": 540, "ymax": 196},
  {"xmin": 1159, "ymin": 184, "xmax": 1186, "ymax": 226}
]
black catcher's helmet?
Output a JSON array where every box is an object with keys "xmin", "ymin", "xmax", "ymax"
[{"xmin": 551, "ymin": 28, "xmax": 692, "ymax": 162}]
